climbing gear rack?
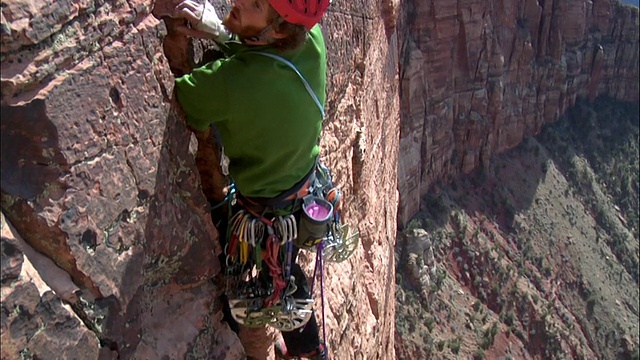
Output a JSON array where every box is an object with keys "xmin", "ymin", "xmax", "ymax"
[{"xmin": 224, "ymin": 209, "xmax": 315, "ymax": 331}]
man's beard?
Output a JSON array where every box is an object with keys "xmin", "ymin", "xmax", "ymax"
[{"xmin": 222, "ymin": 12, "xmax": 263, "ymax": 41}]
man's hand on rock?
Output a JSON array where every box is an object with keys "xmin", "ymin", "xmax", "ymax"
[
  {"xmin": 171, "ymin": 0, "xmax": 231, "ymax": 40},
  {"xmin": 173, "ymin": 0, "xmax": 204, "ymax": 25}
]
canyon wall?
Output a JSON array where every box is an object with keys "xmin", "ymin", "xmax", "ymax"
[
  {"xmin": 398, "ymin": 0, "xmax": 639, "ymax": 225},
  {"xmin": 3, "ymin": 0, "xmax": 637, "ymax": 357},
  {"xmin": 1, "ymin": 0, "xmax": 400, "ymax": 359}
]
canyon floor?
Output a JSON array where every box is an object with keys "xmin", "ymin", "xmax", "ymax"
[{"xmin": 395, "ymin": 97, "xmax": 639, "ymax": 360}]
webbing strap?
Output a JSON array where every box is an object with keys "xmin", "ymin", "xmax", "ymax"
[
  {"xmin": 309, "ymin": 241, "xmax": 328, "ymax": 353},
  {"xmin": 319, "ymin": 241, "xmax": 327, "ymax": 354},
  {"xmin": 247, "ymin": 51, "xmax": 325, "ymax": 119}
]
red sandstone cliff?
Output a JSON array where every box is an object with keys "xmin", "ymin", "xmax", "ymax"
[
  {"xmin": 1, "ymin": 0, "xmax": 637, "ymax": 358},
  {"xmin": 1, "ymin": 0, "xmax": 398, "ymax": 359},
  {"xmin": 398, "ymin": 0, "xmax": 639, "ymax": 225}
]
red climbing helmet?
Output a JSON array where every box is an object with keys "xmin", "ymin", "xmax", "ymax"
[{"xmin": 268, "ymin": 0, "xmax": 331, "ymax": 29}]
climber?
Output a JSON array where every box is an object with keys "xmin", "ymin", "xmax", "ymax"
[{"xmin": 169, "ymin": 0, "xmax": 330, "ymax": 359}]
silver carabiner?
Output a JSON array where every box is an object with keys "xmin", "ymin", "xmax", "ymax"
[
  {"xmin": 250, "ymin": 218, "xmax": 264, "ymax": 247},
  {"xmin": 276, "ymin": 216, "xmax": 288, "ymax": 245},
  {"xmin": 255, "ymin": 221, "xmax": 265, "ymax": 244},
  {"xmin": 286, "ymin": 215, "xmax": 297, "ymax": 243}
]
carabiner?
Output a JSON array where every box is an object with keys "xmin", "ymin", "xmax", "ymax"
[{"xmin": 286, "ymin": 214, "xmax": 297, "ymax": 243}]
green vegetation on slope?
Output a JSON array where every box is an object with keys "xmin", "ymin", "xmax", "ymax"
[
  {"xmin": 395, "ymin": 96, "xmax": 639, "ymax": 359},
  {"xmin": 539, "ymin": 96, "xmax": 639, "ymax": 282}
]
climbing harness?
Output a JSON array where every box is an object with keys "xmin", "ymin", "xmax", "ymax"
[{"xmin": 222, "ymin": 160, "xmax": 358, "ymax": 335}]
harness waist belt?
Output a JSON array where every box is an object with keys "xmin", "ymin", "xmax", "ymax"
[{"xmin": 243, "ymin": 165, "xmax": 316, "ymax": 208}]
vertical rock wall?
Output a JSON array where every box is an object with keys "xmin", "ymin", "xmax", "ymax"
[
  {"xmin": 1, "ymin": 0, "xmax": 242, "ymax": 358},
  {"xmin": 1, "ymin": 0, "xmax": 401, "ymax": 359},
  {"xmin": 317, "ymin": 0, "xmax": 400, "ymax": 358},
  {"xmin": 397, "ymin": 0, "xmax": 639, "ymax": 225}
]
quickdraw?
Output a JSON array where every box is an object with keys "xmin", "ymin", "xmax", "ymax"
[{"xmin": 274, "ymin": 214, "xmax": 297, "ymax": 245}]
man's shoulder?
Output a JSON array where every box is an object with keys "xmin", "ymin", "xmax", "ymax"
[
  {"xmin": 309, "ymin": 25, "xmax": 324, "ymax": 39},
  {"xmin": 306, "ymin": 25, "xmax": 326, "ymax": 58}
]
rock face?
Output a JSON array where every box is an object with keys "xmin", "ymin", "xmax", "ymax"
[
  {"xmin": 397, "ymin": 0, "xmax": 640, "ymax": 225},
  {"xmin": 4, "ymin": 0, "xmax": 635, "ymax": 357},
  {"xmin": 1, "ymin": 0, "xmax": 399, "ymax": 359},
  {"xmin": 1, "ymin": 213, "xmax": 100, "ymax": 360},
  {"xmin": 1, "ymin": 0, "xmax": 241, "ymax": 358}
]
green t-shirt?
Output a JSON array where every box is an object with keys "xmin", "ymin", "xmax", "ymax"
[{"xmin": 175, "ymin": 26, "xmax": 327, "ymax": 198}]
